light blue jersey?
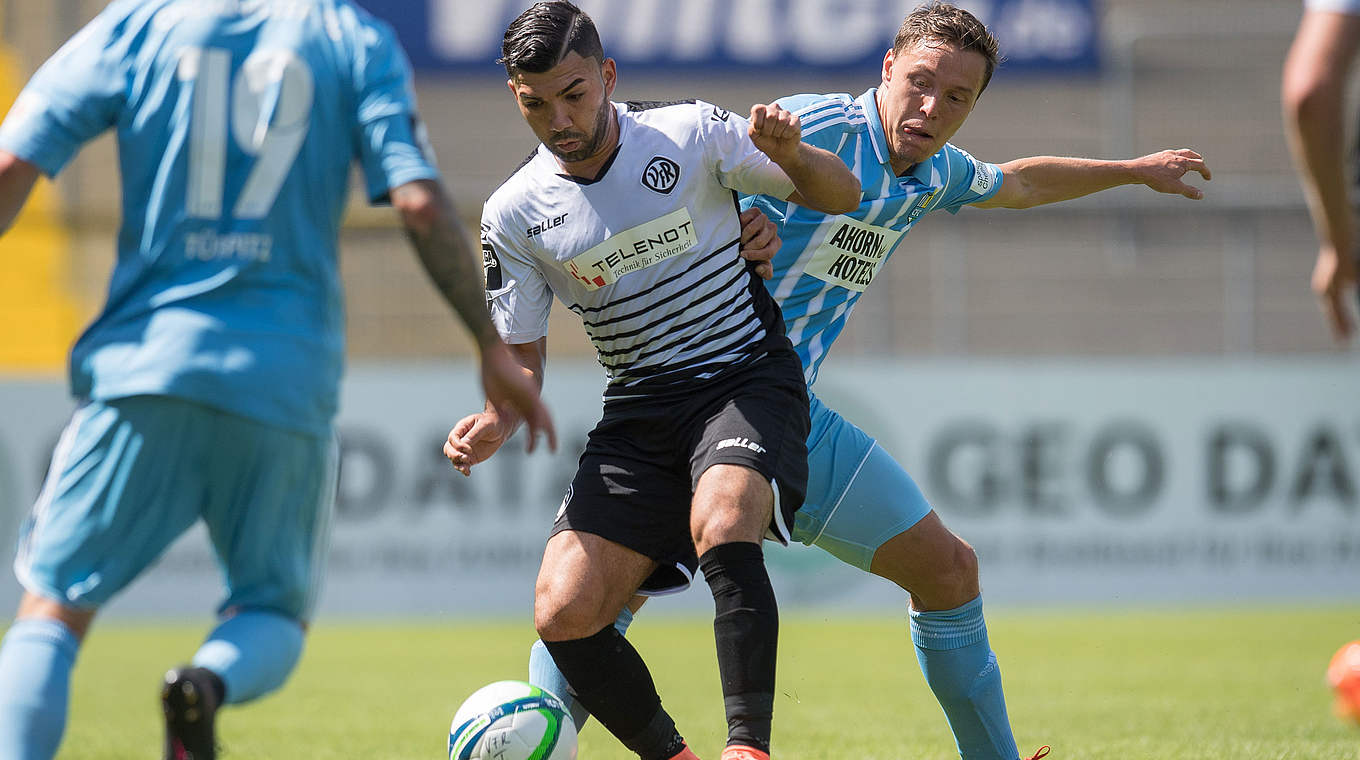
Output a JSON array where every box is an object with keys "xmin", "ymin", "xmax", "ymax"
[
  {"xmin": 0, "ymin": 0, "xmax": 437, "ymax": 435},
  {"xmin": 746, "ymin": 88, "xmax": 1002, "ymax": 386}
]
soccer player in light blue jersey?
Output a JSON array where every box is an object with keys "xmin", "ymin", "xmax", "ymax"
[
  {"xmin": 0, "ymin": 2, "xmax": 552, "ymax": 758},
  {"xmin": 527, "ymin": 4, "xmax": 1210, "ymax": 759},
  {"xmin": 1284, "ymin": 0, "xmax": 1360, "ymax": 340}
]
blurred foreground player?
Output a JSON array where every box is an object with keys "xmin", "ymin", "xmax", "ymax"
[
  {"xmin": 528, "ymin": 4, "xmax": 1210, "ymax": 760},
  {"xmin": 444, "ymin": 3, "xmax": 860, "ymax": 759},
  {"xmin": 1283, "ymin": 0, "xmax": 1360, "ymax": 340},
  {"xmin": 0, "ymin": 1, "xmax": 552, "ymax": 758}
]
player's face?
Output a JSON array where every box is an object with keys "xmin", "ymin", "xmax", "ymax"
[
  {"xmin": 508, "ymin": 52, "xmax": 619, "ymax": 170},
  {"xmin": 877, "ymin": 39, "xmax": 987, "ymax": 175}
]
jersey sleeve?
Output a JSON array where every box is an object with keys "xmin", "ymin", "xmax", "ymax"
[
  {"xmin": 697, "ymin": 100, "xmax": 798, "ymax": 201},
  {"xmin": 779, "ymin": 92, "xmax": 853, "ymax": 154},
  {"xmin": 481, "ymin": 208, "xmax": 552, "ymax": 344},
  {"xmin": 931, "ymin": 142, "xmax": 1003, "ymax": 214},
  {"xmin": 348, "ymin": 16, "xmax": 439, "ymax": 205},
  {"xmin": 0, "ymin": 5, "xmax": 131, "ymax": 176}
]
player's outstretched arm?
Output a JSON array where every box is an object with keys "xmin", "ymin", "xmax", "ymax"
[
  {"xmin": 393, "ymin": 179, "xmax": 556, "ymax": 451},
  {"xmin": 972, "ymin": 150, "xmax": 1211, "ymax": 211},
  {"xmin": 0, "ymin": 151, "xmax": 40, "ymax": 235},
  {"xmin": 1283, "ymin": 9, "xmax": 1360, "ymax": 340},
  {"xmin": 445, "ymin": 339, "xmax": 548, "ymax": 476},
  {"xmin": 748, "ymin": 103, "xmax": 860, "ymax": 215}
]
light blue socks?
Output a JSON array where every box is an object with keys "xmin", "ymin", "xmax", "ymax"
[
  {"xmin": 192, "ymin": 609, "xmax": 305, "ymax": 704},
  {"xmin": 528, "ymin": 606, "xmax": 634, "ymax": 730},
  {"xmin": 910, "ymin": 596, "xmax": 1019, "ymax": 760},
  {"xmin": 0, "ymin": 619, "xmax": 80, "ymax": 760}
]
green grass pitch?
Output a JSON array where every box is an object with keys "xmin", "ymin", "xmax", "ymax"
[{"xmin": 40, "ymin": 606, "xmax": 1360, "ymax": 759}]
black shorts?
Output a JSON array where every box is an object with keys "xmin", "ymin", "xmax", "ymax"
[{"xmin": 551, "ymin": 349, "xmax": 810, "ymax": 594}]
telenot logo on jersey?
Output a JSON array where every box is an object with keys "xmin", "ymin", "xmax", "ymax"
[
  {"xmin": 565, "ymin": 208, "xmax": 698, "ymax": 291},
  {"xmin": 642, "ymin": 156, "xmax": 681, "ymax": 194}
]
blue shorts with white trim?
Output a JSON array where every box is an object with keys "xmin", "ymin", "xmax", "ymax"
[
  {"xmin": 15, "ymin": 395, "xmax": 336, "ymax": 620},
  {"xmin": 791, "ymin": 393, "xmax": 933, "ymax": 571}
]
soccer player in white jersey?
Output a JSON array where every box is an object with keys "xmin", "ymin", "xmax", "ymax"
[
  {"xmin": 0, "ymin": 1, "xmax": 553, "ymax": 758},
  {"xmin": 525, "ymin": 4, "xmax": 1212, "ymax": 760},
  {"xmin": 1284, "ymin": 0, "xmax": 1360, "ymax": 339},
  {"xmin": 442, "ymin": 3, "xmax": 859, "ymax": 760}
]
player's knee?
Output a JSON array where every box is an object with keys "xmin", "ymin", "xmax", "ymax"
[
  {"xmin": 534, "ymin": 585, "xmax": 603, "ymax": 642},
  {"xmin": 949, "ymin": 538, "xmax": 980, "ymax": 588},
  {"xmin": 16, "ymin": 593, "xmax": 95, "ymax": 641},
  {"xmin": 691, "ymin": 508, "xmax": 745, "ymax": 551},
  {"xmin": 923, "ymin": 536, "xmax": 979, "ymax": 605},
  {"xmin": 691, "ymin": 470, "xmax": 772, "ymax": 549}
]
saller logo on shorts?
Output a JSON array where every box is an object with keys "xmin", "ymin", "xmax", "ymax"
[
  {"xmin": 642, "ymin": 156, "xmax": 681, "ymax": 194},
  {"xmin": 716, "ymin": 437, "xmax": 767, "ymax": 455},
  {"xmin": 805, "ymin": 215, "xmax": 903, "ymax": 292},
  {"xmin": 565, "ymin": 208, "xmax": 698, "ymax": 290}
]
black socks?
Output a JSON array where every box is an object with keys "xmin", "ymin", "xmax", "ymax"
[
  {"xmin": 700, "ymin": 541, "xmax": 778, "ymax": 753},
  {"xmin": 542, "ymin": 625, "xmax": 686, "ymax": 760}
]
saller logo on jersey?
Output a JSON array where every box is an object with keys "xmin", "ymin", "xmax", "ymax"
[
  {"xmin": 565, "ymin": 208, "xmax": 698, "ymax": 290},
  {"xmin": 642, "ymin": 156, "xmax": 681, "ymax": 194},
  {"xmin": 805, "ymin": 216, "xmax": 901, "ymax": 292}
]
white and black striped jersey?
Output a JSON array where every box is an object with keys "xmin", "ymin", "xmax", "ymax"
[{"xmin": 482, "ymin": 99, "xmax": 799, "ymax": 398}]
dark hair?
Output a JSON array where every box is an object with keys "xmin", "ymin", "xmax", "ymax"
[
  {"xmin": 894, "ymin": 2, "xmax": 1001, "ymax": 93},
  {"xmin": 499, "ymin": 1, "xmax": 604, "ymax": 76}
]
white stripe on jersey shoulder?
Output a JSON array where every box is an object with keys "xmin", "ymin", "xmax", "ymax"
[
  {"xmin": 796, "ymin": 97, "xmax": 866, "ymax": 137},
  {"xmin": 794, "ymin": 98, "xmax": 850, "ymax": 123}
]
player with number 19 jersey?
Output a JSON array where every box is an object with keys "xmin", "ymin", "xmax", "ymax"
[{"xmin": 0, "ymin": 0, "xmax": 436, "ymax": 436}]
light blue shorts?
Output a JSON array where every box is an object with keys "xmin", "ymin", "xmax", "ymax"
[
  {"xmin": 790, "ymin": 393, "xmax": 933, "ymax": 571},
  {"xmin": 15, "ymin": 396, "xmax": 337, "ymax": 620}
]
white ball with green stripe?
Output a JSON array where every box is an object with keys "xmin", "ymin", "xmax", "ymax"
[{"xmin": 448, "ymin": 680, "xmax": 578, "ymax": 760}]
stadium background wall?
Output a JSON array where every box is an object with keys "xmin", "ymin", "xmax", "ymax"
[{"xmin": 1, "ymin": 360, "xmax": 1357, "ymax": 618}]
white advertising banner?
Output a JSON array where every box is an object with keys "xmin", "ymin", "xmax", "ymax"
[{"xmin": 0, "ymin": 358, "xmax": 1357, "ymax": 619}]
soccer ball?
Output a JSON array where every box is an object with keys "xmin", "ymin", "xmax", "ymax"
[
  {"xmin": 448, "ymin": 680, "xmax": 578, "ymax": 760},
  {"xmin": 1327, "ymin": 641, "xmax": 1360, "ymax": 723}
]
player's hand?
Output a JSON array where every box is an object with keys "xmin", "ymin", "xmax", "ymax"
[
  {"xmin": 748, "ymin": 103, "xmax": 803, "ymax": 166},
  {"xmin": 738, "ymin": 207, "xmax": 780, "ymax": 279},
  {"xmin": 444, "ymin": 412, "xmax": 514, "ymax": 476},
  {"xmin": 1312, "ymin": 244, "xmax": 1358, "ymax": 341},
  {"xmin": 1133, "ymin": 148, "xmax": 1211, "ymax": 199},
  {"xmin": 479, "ymin": 341, "xmax": 556, "ymax": 454}
]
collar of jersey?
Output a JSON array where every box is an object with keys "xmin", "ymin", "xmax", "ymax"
[
  {"xmin": 550, "ymin": 101, "xmax": 627, "ymax": 185},
  {"xmin": 859, "ymin": 87, "xmax": 934, "ymax": 186}
]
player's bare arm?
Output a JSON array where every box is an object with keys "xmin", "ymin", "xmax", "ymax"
[
  {"xmin": 748, "ymin": 103, "xmax": 860, "ymax": 214},
  {"xmin": 972, "ymin": 149, "xmax": 1211, "ymax": 211},
  {"xmin": 1283, "ymin": 9, "xmax": 1360, "ymax": 340},
  {"xmin": 445, "ymin": 338, "xmax": 548, "ymax": 475},
  {"xmin": 0, "ymin": 150, "xmax": 40, "ymax": 235},
  {"xmin": 393, "ymin": 180, "xmax": 555, "ymax": 451}
]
